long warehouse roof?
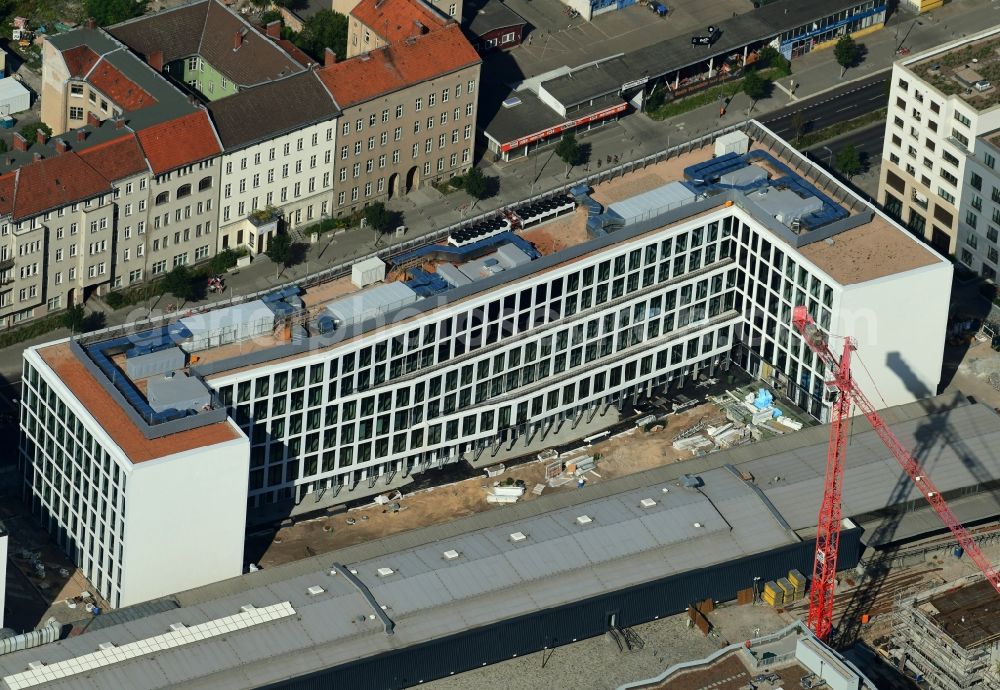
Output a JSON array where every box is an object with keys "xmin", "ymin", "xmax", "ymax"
[{"xmin": 2, "ymin": 397, "xmax": 998, "ymax": 689}]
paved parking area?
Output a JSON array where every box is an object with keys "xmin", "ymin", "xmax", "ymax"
[{"xmin": 489, "ymin": 0, "xmax": 750, "ymax": 82}]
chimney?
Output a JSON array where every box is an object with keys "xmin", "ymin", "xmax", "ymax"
[
  {"xmin": 148, "ymin": 50, "xmax": 164, "ymax": 72},
  {"xmin": 87, "ymin": 111, "xmax": 100, "ymax": 127},
  {"xmin": 86, "ymin": 17, "xmax": 96, "ymax": 30},
  {"xmin": 35, "ymin": 128, "xmax": 48, "ymax": 146},
  {"xmin": 11, "ymin": 133, "xmax": 27, "ymax": 152},
  {"xmin": 114, "ymin": 117, "xmax": 125, "ymax": 130},
  {"xmin": 234, "ymin": 30, "xmax": 243, "ymax": 50},
  {"xmin": 324, "ymin": 47, "xmax": 337, "ymax": 66},
  {"xmin": 266, "ymin": 20, "xmax": 281, "ymax": 38},
  {"xmin": 76, "ymin": 129, "xmax": 87, "ymax": 143},
  {"xmin": 54, "ymin": 138, "xmax": 69, "ymax": 154}
]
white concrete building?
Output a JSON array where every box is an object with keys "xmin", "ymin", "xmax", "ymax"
[
  {"xmin": 879, "ymin": 26, "xmax": 1000, "ymax": 256},
  {"xmin": 20, "ymin": 342, "xmax": 248, "ymax": 608},
  {"xmin": 19, "ymin": 122, "xmax": 951, "ymax": 605}
]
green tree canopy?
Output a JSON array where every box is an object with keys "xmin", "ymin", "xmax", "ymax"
[
  {"xmin": 85, "ymin": 0, "xmax": 148, "ymax": 27},
  {"xmin": 555, "ymin": 133, "xmax": 582, "ymax": 168},
  {"xmin": 293, "ymin": 9, "xmax": 348, "ymax": 63},
  {"xmin": 835, "ymin": 144, "xmax": 863, "ymax": 178},
  {"xmin": 266, "ymin": 232, "xmax": 294, "ymax": 267},
  {"xmin": 834, "ymin": 35, "xmax": 859, "ymax": 77},
  {"xmin": 463, "ymin": 168, "xmax": 488, "ymax": 201},
  {"xmin": 61, "ymin": 304, "xmax": 86, "ymax": 332},
  {"xmin": 19, "ymin": 122, "xmax": 51, "ymax": 144},
  {"xmin": 741, "ymin": 70, "xmax": 768, "ymax": 114},
  {"xmin": 162, "ymin": 265, "xmax": 198, "ymax": 301}
]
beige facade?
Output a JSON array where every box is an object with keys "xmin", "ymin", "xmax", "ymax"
[
  {"xmin": 332, "ymin": 65, "xmax": 479, "ymax": 215},
  {"xmin": 0, "ymin": 193, "xmax": 117, "ymax": 325},
  {"xmin": 143, "ymin": 160, "xmax": 220, "ymax": 280}
]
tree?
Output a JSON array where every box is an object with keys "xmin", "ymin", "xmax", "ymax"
[
  {"xmin": 61, "ymin": 305, "xmax": 86, "ymax": 332},
  {"xmin": 162, "ymin": 265, "xmax": 198, "ymax": 302},
  {"xmin": 835, "ymin": 144, "xmax": 863, "ymax": 179},
  {"xmin": 555, "ymin": 133, "xmax": 582, "ymax": 178},
  {"xmin": 790, "ymin": 110, "xmax": 807, "ymax": 143},
  {"xmin": 741, "ymin": 70, "xmax": 768, "ymax": 115},
  {"xmin": 293, "ymin": 9, "xmax": 348, "ymax": 63},
  {"xmin": 266, "ymin": 232, "xmax": 294, "ymax": 267},
  {"xmin": 645, "ymin": 84, "xmax": 667, "ymax": 112},
  {"xmin": 19, "ymin": 122, "xmax": 51, "ymax": 144},
  {"xmin": 834, "ymin": 35, "xmax": 859, "ymax": 78},
  {"xmin": 85, "ymin": 0, "xmax": 148, "ymax": 27},
  {"xmin": 463, "ymin": 167, "xmax": 488, "ymax": 206},
  {"xmin": 364, "ymin": 202, "xmax": 401, "ymax": 241}
]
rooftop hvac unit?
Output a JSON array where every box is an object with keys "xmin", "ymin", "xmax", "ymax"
[
  {"xmin": 169, "ymin": 623, "xmax": 186, "ymax": 632},
  {"xmin": 306, "ymin": 585, "xmax": 325, "ymax": 596},
  {"xmin": 576, "ymin": 515, "xmax": 593, "ymax": 525},
  {"xmin": 376, "ymin": 567, "xmax": 394, "ymax": 577},
  {"xmin": 442, "ymin": 549, "xmax": 460, "ymax": 560},
  {"xmin": 640, "ymin": 498, "xmax": 657, "ymax": 508},
  {"xmin": 509, "ymin": 531, "xmax": 527, "ymax": 542}
]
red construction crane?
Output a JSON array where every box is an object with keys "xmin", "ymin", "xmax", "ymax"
[{"xmin": 791, "ymin": 305, "xmax": 1000, "ymax": 641}]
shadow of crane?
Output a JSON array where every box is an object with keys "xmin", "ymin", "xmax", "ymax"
[{"xmin": 831, "ymin": 352, "xmax": 1000, "ymax": 647}]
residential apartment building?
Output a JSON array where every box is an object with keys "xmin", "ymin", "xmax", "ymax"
[
  {"xmin": 318, "ymin": 23, "xmax": 480, "ymax": 213},
  {"xmin": 878, "ymin": 26, "xmax": 1000, "ymax": 255},
  {"xmin": 208, "ymin": 71, "xmax": 339, "ymax": 252},
  {"xmin": 957, "ymin": 135, "xmax": 1000, "ymax": 281},
  {"xmin": 20, "ymin": 123, "xmax": 951, "ymax": 605},
  {"xmin": 345, "ymin": 0, "xmax": 458, "ymax": 59},
  {"xmin": 138, "ymin": 112, "xmax": 222, "ymax": 279}
]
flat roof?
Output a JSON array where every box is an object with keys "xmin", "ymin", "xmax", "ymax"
[
  {"xmin": 906, "ymin": 27, "xmax": 1000, "ymax": 111},
  {"xmin": 466, "ymin": 0, "xmax": 526, "ymax": 36},
  {"xmin": 926, "ymin": 579, "xmax": 1000, "ymax": 649},
  {"xmin": 798, "ymin": 214, "xmax": 939, "ymax": 285},
  {"xmin": 34, "ymin": 342, "xmax": 240, "ymax": 463},
  {"xmin": 541, "ymin": 57, "xmax": 630, "ymax": 107},
  {"xmin": 0, "ymin": 397, "xmax": 994, "ymax": 688}
]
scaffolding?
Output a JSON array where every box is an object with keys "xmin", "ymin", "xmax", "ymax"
[{"xmin": 891, "ymin": 576, "xmax": 1000, "ymax": 690}]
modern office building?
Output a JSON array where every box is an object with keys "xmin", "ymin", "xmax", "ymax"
[
  {"xmin": 19, "ymin": 121, "xmax": 951, "ymax": 607},
  {"xmin": 879, "ymin": 26, "xmax": 1000, "ymax": 256}
]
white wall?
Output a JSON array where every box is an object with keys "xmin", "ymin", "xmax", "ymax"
[
  {"xmin": 118, "ymin": 426, "xmax": 249, "ymax": 606},
  {"xmin": 836, "ymin": 258, "xmax": 952, "ymax": 409},
  {"xmin": 0, "ymin": 527, "xmax": 7, "ymax": 628}
]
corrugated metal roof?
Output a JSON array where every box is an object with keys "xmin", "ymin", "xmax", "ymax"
[
  {"xmin": 608, "ymin": 181, "xmax": 697, "ymax": 226},
  {"xmin": 3, "ymin": 399, "xmax": 999, "ymax": 689}
]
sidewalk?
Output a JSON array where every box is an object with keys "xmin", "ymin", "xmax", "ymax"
[{"xmin": 0, "ymin": 0, "xmax": 992, "ymax": 381}]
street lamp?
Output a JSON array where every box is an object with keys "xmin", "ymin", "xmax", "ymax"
[{"xmin": 822, "ymin": 146, "xmax": 833, "ymax": 168}]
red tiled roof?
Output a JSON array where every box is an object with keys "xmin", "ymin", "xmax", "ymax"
[
  {"xmin": 276, "ymin": 39, "xmax": 314, "ymax": 67},
  {"xmin": 62, "ymin": 45, "xmax": 101, "ymax": 77},
  {"xmin": 351, "ymin": 0, "xmax": 448, "ymax": 44},
  {"xmin": 9, "ymin": 154, "xmax": 111, "ymax": 221},
  {"xmin": 0, "ymin": 174, "xmax": 15, "ymax": 217},
  {"xmin": 38, "ymin": 343, "xmax": 240, "ymax": 464},
  {"xmin": 87, "ymin": 60, "xmax": 157, "ymax": 112},
  {"xmin": 318, "ymin": 24, "xmax": 480, "ymax": 108},
  {"xmin": 77, "ymin": 134, "xmax": 149, "ymax": 183},
  {"xmin": 136, "ymin": 110, "xmax": 221, "ymax": 175}
]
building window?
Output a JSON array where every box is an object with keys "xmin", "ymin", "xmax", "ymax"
[{"xmin": 69, "ymin": 106, "xmax": 84, "ymax": 120}]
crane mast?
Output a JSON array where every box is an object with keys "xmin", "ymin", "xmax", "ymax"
[{"xmin": 791, "ymin": 306, "xmax": 1000, "ymax": 642}]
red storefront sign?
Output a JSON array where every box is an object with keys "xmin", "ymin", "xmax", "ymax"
[{"xmin": 500, "ymin": 102, "xmax": 627, "ymax": 152}]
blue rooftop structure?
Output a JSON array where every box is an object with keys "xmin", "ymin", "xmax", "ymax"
[{"xmin": 684, "ymin": 150, "xmax": 848, "ymax": 231}]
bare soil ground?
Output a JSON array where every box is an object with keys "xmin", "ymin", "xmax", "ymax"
[
  {"xmin": 258, "ymin": 402, "xmax": 721, "ymax": 568},
  {"xmin": 589, "ymin": 148, "xmax": 708, "ymax": 208}
]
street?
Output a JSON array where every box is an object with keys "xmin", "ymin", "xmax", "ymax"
[{"xmin": 762, "ymin": 73, "xmax": 888, "ymax": 140}]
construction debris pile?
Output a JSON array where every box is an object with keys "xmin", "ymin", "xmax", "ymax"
[{"xmin": 672, "ymin": 387, "xmax": 804, "ymax": 457}]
